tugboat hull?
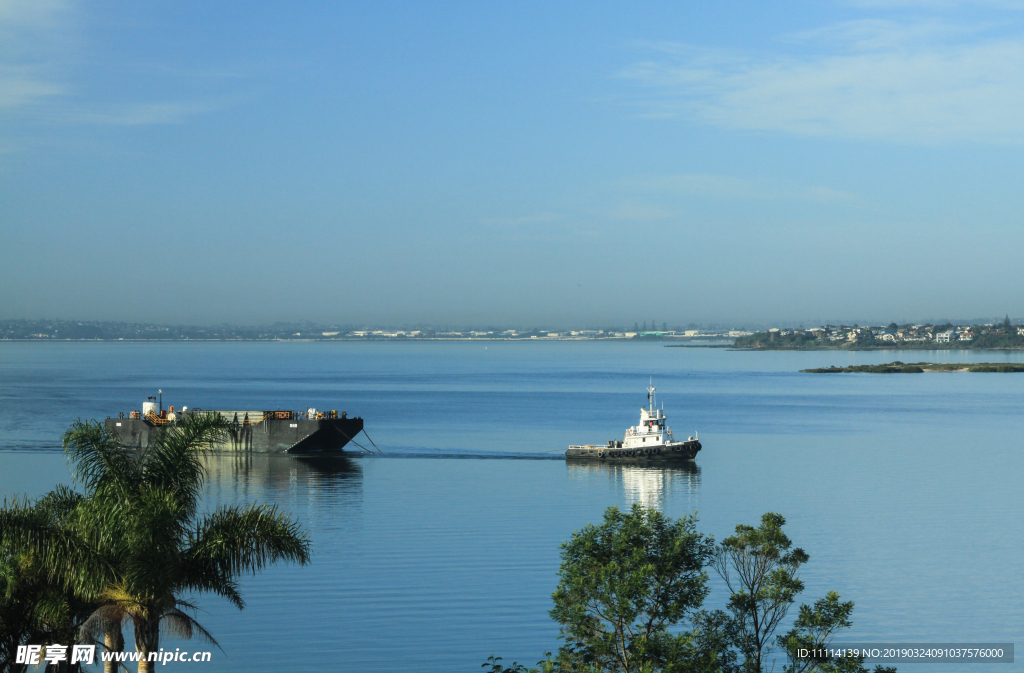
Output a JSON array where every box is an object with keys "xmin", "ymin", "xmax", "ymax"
[{"xmin": 566, "ymin": 440, "xmax": 701, "ymax": 462}]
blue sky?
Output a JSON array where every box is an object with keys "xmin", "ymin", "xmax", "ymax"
[{"xmin": 2, "ymin": 0, "xmax": 1024, "ymax": 327}]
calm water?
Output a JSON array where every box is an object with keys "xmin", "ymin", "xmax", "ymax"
[{"xmin": 1, "ymin": 342, "xmax": 1022, "ymax": 672}]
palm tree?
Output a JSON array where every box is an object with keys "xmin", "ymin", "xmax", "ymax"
[
  {"xmin": 0, "ymin": 487, "xmax": 97, "ymax": 673},
  {"xmin": 76, "ymin": 495, "xmax": 310, "ymax": 673},
  {"xmin": 4, "ymin": 414, "xmax": 312, "ymax": 673}
]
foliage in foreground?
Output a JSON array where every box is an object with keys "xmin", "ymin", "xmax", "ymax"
[
  {"xmin": 485, "ymin": 506, "xmax": 895, "ymax": 673},
  {"xmin": 0, "ymin": 415, "xmax": 312, "ymax": 673}
]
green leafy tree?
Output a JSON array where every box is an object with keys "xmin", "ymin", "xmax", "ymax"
[
  {"xmin": 549, "ymin": 504, "xmax": 717, "ymax": 673},
  {"xmin": 487, "ymin": 504, "xmax": 733, "ymax": 673},
  {"xmin": 778, "ymin": 594, "xmax": 897, "ymax": 673},
  {"xmin": 487, "ymin": 510, "xmax": 891, "ymax": 673},
  {"xmin": 713, "ymin": 514, "xmax": 808, "ymax": 673},
  {"xmin": 777, "ymin": 592, "xmax": 862, "ymax": 673}
]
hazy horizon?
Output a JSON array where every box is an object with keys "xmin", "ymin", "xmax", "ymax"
[
  {"xmin": 4, "ymin": 1, "xmax": 1024, "ymax": 325},
  {"xmin": 3, "ymin": 316, "xmax": 1020, "ymax": 333}
]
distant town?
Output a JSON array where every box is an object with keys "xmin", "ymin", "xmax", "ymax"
[
  {"xmin": 736, "ymin": 317, "xmax": 1024, "ymax": 349},
  {"xmin": 4, "ymin": 318, "xmax": 1024, "ymax": 348},
  {"xmin": 0, "ymin": 319, "xmax": 750, "ymax": 342}
]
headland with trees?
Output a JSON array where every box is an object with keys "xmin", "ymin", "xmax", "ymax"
[{"xmin": 735, "ymin": 316, "xmax": 1024, "ymax": 350}]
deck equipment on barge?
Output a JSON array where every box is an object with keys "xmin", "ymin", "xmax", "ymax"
[
  {"xmin": 105, "ymin": 394, "xmax": 366, "ymax": 453},
  {"xmin": 565, "ymin": 383, "xmax": 701, "ymax": 462}
]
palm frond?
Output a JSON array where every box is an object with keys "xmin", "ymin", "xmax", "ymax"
[
  {"xmin": 79, "ymin": 603, "xmax": 127, "ymax": 644},
  {"xmin": 143, "ymin": 414, "xmax": 228, "ymax": 515},
  {"xmin": 185, "ymin": 503, "xmax": 312, "ymax": 579},
  {"xmin": 177, "ymin": 563, "xmax": 245, "ymax": 609},
  {"xmin": 35, "ymin": 485, "xmax": 84, "ymax": 519},
  {"xmin": 62, "ymin": 420, "xmax": 139, "ymax": 497},
  {"xmin": 160, "ymin": 606, "xmax": 222, "ymax": 649},
  {"xmin": 0, "ymin": 495, "xmax": 111, "ymax": 597},
  {"xmin": 114, "ymin": 487, "xmax": 190, "ymax": 597}
]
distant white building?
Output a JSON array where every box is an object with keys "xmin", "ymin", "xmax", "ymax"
[{"xmin": 935, "ymin": 331, "xmax": 956, "ymax": 342}]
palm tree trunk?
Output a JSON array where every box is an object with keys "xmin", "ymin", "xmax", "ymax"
[
  {"xmin": 103, "ymin": 626, "xmax": 124, "ymax": 673},
  {"xmin": 135, "ymin": 617, "xmax": 159, "ymax": 673}
]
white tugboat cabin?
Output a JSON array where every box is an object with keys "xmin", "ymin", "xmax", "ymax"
[{"xmin": 565, "ymin": 382, "xmax": 702, "ymax": 462}]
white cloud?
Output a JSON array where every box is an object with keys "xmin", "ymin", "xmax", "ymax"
[
  {"xmin": 0, "ymin": 65, "xmax": 64, "ymax": 108},
  {"xmin": 0, "ymin": 1, "xmax": 235, "ymax": 129},
  {"xmin": 620, "ymin": 174, "xmax": 857, "ymax": 204},
  {"xmin": 480, "ymin": 213, "xmax": 563, "ymax": 227},
  {"xmin": 603, "ymin": 203, "xmax": 680, "ymax": 220},
  {"xmin": 0, "ymin": 0, "xmax": 71, "ymax": 33},
  {"xmin": 844, "ymin": 1, "xmax": 1024, "ymax": 8},
  {"xmin": 620, "ymin": 20, "xmax": 1024, "ymax": 143},
  {"xmin": 0, "ymin": 0, "xmax": 72, "ymax": 111},
  {"xmin": 74, "ymin": 100, "xmax": 228, "ymax": 125}
]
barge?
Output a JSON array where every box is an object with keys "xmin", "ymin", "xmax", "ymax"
[
  {"xmin": 105, "ymin": 394, "xmax": 365, "ymax": 453},
  {"xmin": 566, "ymin": 383, "xmax": 701, "ymax": 462}
]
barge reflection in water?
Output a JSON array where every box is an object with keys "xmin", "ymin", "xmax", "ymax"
[{"xmin": 201, "ymin": 452, "xmax": 363, "ymax": 505}]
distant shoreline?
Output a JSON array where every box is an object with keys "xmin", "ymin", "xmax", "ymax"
[
  {"xmin": 0, "ymin": 337, "xmax": 733, "ymax": 344},
  {"xmin": 734, "ymin": 345, "xmax": 1024, "ymax": 351},
  {"xmin": 735, "ymin": 324, "xmax": 1024, "ymax": 350},
  {"xmin": 802, "ymin": 361, "xmax": 1024, "ymax": 373}
]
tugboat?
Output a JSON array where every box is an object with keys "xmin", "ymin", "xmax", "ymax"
[{"xmin": 565, "ymin": 383, "xmax": 701, "ymax": 462}]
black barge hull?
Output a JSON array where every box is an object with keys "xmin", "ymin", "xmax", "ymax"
[
  {"xmin": 104, "ymin": 416, "xmax": 364, "ymax": 453},
  {"xmin": 565, "ymin": 440, "xmax": 701, "ymax": 462}
]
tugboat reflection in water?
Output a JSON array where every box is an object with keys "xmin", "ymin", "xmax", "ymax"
[{"xmin": 567, "ymin": 461, "xmax": 701, "ymax": 510}]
